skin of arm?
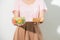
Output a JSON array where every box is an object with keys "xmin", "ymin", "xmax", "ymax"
[
  {"xmin": 12, "ymin": 10, "xmax": 19, "ymax": 25},
  {"xmin": 33, "ymin": 10, "xmax": 46, "ymax": 23},
  {"xmin": 12, "ymin": 10, "xmax": 19, "ymax": 18},
  {"xmin": 12, "ymin": 10, "xmax": 24, "ymax": 26},
  {"xmin": 39, "ymin": 10, "xmax": 45, "ymax": 23}
]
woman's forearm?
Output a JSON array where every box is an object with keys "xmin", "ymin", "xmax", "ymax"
[
  {"xmin": 12, "ymin": 10, "xmax": 19, "ymax": 26},
  {"xmin": 40, "ymin": 11, "xmax": 44, "ymax": 18},
  {"xmin": 12, "ymin": 10, "xmax": 19, "ymax": 18},
  {"xmin": 39, "ymin": 10, "xmax": 45, "ymax": 23}
]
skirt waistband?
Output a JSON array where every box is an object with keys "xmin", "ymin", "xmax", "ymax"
[{"xmin": 19, "ymin": 22, "xmax": 38, "ymax": 27}]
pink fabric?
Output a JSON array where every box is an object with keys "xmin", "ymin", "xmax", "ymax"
[{"xmin": 13, "ymin": 0, "xmax": 47, "ymax": 22}]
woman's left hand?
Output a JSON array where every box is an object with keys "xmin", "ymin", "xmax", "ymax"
[
  {"xmin": 40, "ymin": 17, "xmax": 44, "ymax": 23},
  {"xmin": 33, "ymin": 17, "xmax": 44, "ymax": 23},
  {"xmin": 33, "ymin": 18, "xmax": 40, "ymax": 23}
]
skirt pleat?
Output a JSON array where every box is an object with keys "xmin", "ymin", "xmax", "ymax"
[{"xmin": 13, "ymin": 22, "xmax": 43, "ymax": 40}]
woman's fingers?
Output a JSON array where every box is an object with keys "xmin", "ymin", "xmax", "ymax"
[
  {"xmin": 16, "ymin": 24, "xmax": 24, "ymax": 27},
  {"xmin": 32, "ymin": 17, "xmax": 44, "ymax": 23},
  {"xmin": 33, "ymin": 18, "xmax": 40, "ymax": 22},
  {"xmin": 40, "ymin": 17, "xmax": 44, "ymax": 23},
  {"xmin": 12, "ymin": 18, "xmax": 16, "ymax": 25},
  {"xmin": 40, "ymin": 17, "xmax": 44, "ymax": 22}
]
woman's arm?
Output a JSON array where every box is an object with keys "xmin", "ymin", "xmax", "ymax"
[
  {"xmin": 12, "ymin": 10, "xmax": 19, "ymax": 18},
  {"xmin": 39, "ymin": 9, "xmax": 47, "ymax": 23},
  {"xmin": 33, "ymin": 10, "xmax": 45, "ymax": 23},
  {"xmin": 33, "ymin": 0, "xmax": 47, "ymax": 23},
  {"xmin": 39, "ymin": 0, "xmax": 47, "ymax": 23},
  {"xmin": 12, "ymin": 10, "xmax": 19, "ymax": 25},
  {"xmin": 12, "ymin": 10, "xmax": 23, "ymax": 26}
]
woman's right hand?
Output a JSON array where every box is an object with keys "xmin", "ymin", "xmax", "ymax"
[
  {"xmin": 12, "ymin": 10, "xmax": 19, "ymax": 26},
  {"xmin": 12, "ymin": 17, "xmax": 17, "ymax": 26},
  {"xmin": 12, "ymin": 10, "xmax": 25, "ymax": 27},
  {"xmin": 12, "ymin": 17, "xmax": 24, "ymax": 27}
]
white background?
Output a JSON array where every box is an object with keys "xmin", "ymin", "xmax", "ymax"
[
  {"xmin": 51, "ymin": 0, "xmax": 60, "ymax": 7},
  {"xmin": 0, "ymin": 0, "xmax": 16, "ymax": 40}
]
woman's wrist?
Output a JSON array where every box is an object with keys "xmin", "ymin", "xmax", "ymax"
[
  {"xmin": 33, "ymin": 17, "xmax": 44, "ymax": 23},
  {"xmin": 33, "ymin": 18, "xmax": 40, "ymax": 23},
  {"xmin": 39, "ymin": 17, "xmax": 44, "ymax": 23}
]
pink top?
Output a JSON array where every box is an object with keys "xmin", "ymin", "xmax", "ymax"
[{"xmin": 13, "ymin": 0, "xmax": 47, "ymax": 22}]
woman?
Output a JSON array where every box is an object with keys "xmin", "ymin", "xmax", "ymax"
[{"xmin": 12, "ymin": 0, "xmax": 47, "ymax": 40}]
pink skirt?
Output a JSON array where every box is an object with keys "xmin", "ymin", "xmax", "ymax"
[{"xmin": 13, "ymin": 22, "xmax": 43, "ymax": 40}]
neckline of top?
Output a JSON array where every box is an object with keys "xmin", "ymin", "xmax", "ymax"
[{"xmin": 21, "ymin": 0, "xmax": 37, "ymax": 6}]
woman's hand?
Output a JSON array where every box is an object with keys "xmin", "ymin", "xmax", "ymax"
[
  {"xmin": 12, "ymin": 17, "xmax": 17, "ymax": 26},
  {"xmin": 39, "ymin": 17, "xmax": 44, "ymax": 23},
  {"xmin": 15, "ymin": 24, "xmax": 24, "ymax": 27},
  {"xmin": 12, "ymin": 17, "xmax": 24, "ymax": 26},
  {"xmin": 33, "ymin": 18, "xmax": 40, "ymax": 23},
  {"xmin": 12, "ymin": 10, "xmax": 20, "ymax": 26},
  {"xmin": 33, "ymin": 17, "xmax": 44, "ymax": 23},
  {"xmin": 38, "ymin": 10, "xmax": 45, "ymax": 23}
]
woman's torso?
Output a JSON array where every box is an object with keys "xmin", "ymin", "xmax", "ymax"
[{"xmin": 15, "ymin": 0, "xmax": 40, "ymax": 22}]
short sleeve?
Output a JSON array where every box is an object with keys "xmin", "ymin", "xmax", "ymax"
[
  {"xmin": 39, "ymin": 0, "xmax": 47, "ymax": 12},
  {"xmin": 13, "ymin": 0, "xmax": 20, "ymax": 11}
]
